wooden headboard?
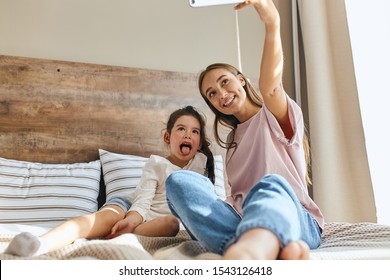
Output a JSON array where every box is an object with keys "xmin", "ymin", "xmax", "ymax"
[{"xmin": 0, "ymin": 55, "xmax": 224, "ymax": 164}]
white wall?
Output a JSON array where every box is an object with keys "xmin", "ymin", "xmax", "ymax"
[
  {"xmin": 345, "ymin": 0, "xmax": 390, "ymax": 225},
  {"xmin": 0, "ymin": 0, "xmax": 263, "ymax": 79}
]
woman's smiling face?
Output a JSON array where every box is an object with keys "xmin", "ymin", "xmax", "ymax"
[{"xmin": 201, "ymin": 68, "xmax": 247, "ymax": 117}]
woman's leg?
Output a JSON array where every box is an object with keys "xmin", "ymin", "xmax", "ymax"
[
  {"xmin": 166, "ymin": 170, "xmax": 241, "ymax": 255},
  {"xmin": 223, "ymin": 174, "xmax": 321, "ymax": 260},
  {"xmin": 133, "ymin": 215, "xmax": 180, "ymax": 237}
]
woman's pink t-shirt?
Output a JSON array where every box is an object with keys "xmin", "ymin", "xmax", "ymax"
[{"xmin": 226, "ymin": 95, "xmax": 324, "ymax": 229}]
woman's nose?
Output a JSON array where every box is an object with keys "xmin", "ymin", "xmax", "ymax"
[{"xmin": 219, "ymin": 88, "xmax": 228, "ymax": 99}]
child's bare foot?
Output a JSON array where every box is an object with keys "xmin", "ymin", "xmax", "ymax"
[{"xmin": 279, "ymin": 240, "xmax": 310, "ymax": 260}]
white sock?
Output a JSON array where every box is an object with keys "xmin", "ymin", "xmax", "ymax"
[{"xmin": 5, "ymin": 232, "xmax": 49, "ymax": 257}]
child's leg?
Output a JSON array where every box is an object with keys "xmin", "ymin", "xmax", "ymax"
[
  {"xmin": 5, "ymin": 205, "xmax": 125, "ymax": 257},
  {"xmin": 133, "ymin": 215, "xmax": 180, "ymax": 237},
  {"xmin": 43, "ymin": 205, "xmax": 126, "ymax": 250}
]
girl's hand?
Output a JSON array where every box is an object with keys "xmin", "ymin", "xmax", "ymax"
[{"xmin": 103, "ymin": 211, "xmax": 143, "ymax": 239}]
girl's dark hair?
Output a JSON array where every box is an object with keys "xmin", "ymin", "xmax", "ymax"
[
  {"xmin": 166, "ymin": 105, "xmax": 215, "ymax": 184},
  {"xmin": 198, "ymin": 63, "xmax": 312, "ymax": 185}
]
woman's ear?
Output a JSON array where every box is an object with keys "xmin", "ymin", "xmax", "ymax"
[
  {"xmin": 238, "ymin": 74, "xmax": 246, "ymax": 86},
  {"xmin": 164, "ymin": 132, "xmax": 170, "ymax": 144}
]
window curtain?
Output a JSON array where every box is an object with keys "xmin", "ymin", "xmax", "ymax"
[{"xmin": 287, "ymin": 0, "xmax": 377, "ymax": 223}]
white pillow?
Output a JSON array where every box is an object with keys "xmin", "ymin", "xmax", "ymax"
[
  {"xmin": 99, "ymin": 149, "xmax": 226, "ymax": 201},
  {"xmin": 0, "ymin": 157, "xmax": 101, "ymax": 228}
]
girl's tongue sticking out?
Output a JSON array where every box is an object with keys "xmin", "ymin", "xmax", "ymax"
[{"xmin": 180, "ymin": 143, "xmax": 192, "ymax": 156}]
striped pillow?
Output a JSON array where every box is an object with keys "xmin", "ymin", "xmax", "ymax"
[
  {"xmin": 99, "ymin": 149, "xmax": 148, "ymax": 201},
  {"xmin": 99, "ymin": 149, "xmax": 226, "ymax": 201},
  {"xmin": 0, "ymin": 157, "xmax": 101, "ymax": 228}
]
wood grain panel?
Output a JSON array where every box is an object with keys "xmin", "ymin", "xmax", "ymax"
[{"xmin": 0, "ymin": 55, "xmax": 223, "ymax": 163}]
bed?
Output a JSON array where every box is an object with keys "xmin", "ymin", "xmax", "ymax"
[{"xmin": 1, "ymin": 55, "xmax": 390, "ymax": 260}]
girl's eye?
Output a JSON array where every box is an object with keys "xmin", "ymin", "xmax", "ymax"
[
  {"xmin": 178, "ymin": 127, "xmax": 185, "ymax": 131},
  {"xmin": 192, "ymin": 130, "xmax": 200, "ymax": 135}
]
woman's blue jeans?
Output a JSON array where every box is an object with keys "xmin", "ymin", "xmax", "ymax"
[{"xmin": 166, "ymin": 170, "xmax": 322, "ymax": 255}]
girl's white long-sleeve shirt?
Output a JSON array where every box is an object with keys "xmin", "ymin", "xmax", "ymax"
[{"xmin": 127, "ymin": 153, "xmax": 207, "ymax": 222}]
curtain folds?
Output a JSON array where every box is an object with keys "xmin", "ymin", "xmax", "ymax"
[{"xmin": 291, "ymin": 0, "xmax": 377, "ymax": 223}]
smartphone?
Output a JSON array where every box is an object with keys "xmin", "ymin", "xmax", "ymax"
[{"xmin": 189, "ymin": 0, "xmax": 243, "ymax": 8}]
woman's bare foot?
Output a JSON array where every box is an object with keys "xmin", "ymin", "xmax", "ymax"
[
  {"xmin": 279, "ymin": 240, "xmax": 310, "ymax": 260},
  {"xmin": 221, "ymin": 228, "xmax": 310, "ymax": 260},
  {"xmin": 222, "ymin": 228, "xmax": 280, "ymax": 260}
]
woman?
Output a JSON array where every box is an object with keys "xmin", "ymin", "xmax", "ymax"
[{"xmin": 166, "ymin": 0, "xmax": 324, "ymax": 260}]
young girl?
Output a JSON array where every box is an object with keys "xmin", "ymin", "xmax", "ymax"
[
  {"xmin": 5, "ymin": 105, "xmax": 215, "ymax": 257},
  {"xmin": 166, "ymin": 0, "xmax": 324, "ymax": 260}
]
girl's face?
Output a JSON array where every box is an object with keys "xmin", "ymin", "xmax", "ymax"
[
  {"xmin": 164, "ymin": 115, "xmax": 202, "ymax": 168},
  {"xmin": 201, "ymin": 68, "xmax": 248, "ymax": 119}
]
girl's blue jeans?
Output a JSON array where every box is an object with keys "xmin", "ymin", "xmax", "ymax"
[{"xmin": 166, "ymin": 170, "xmax": 322, "ymax": 255}]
